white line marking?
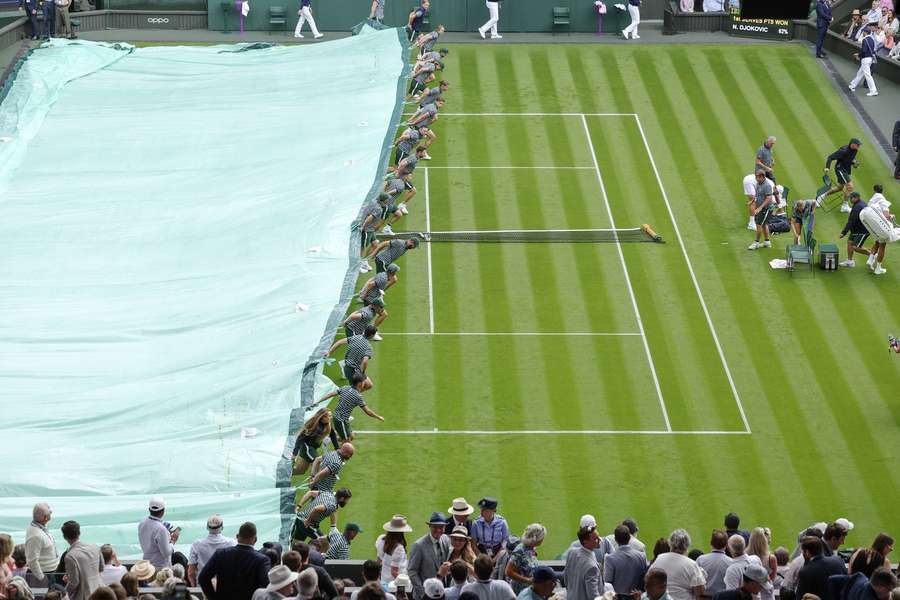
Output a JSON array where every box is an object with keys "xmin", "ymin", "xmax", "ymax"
[
  {"xmin": 424, "ymin": 227, "xmax": 641, "ymax": 234},
  {"xmin": 424, "ymin": 167, "xmax": 435, "ymax": 335},
  {"xmin": 581, "ymin": 114, "xmax": 672, "ymax": 432},
  {"xmin": 387, "ymin": 332, "xmax": 642, "ymax": 336},
  {"xmin": 401, "ymin": 113, "xmax": 638, "ymax": 117},
  {"xmin": 355, "ymin": 429, "xmax": 751, "ymax": 435},
  {"xmin": 633, "ymin": 114, "xmax": 751, "ymax": 434},
  {"xmin": 419, "ymin": 166, "xmax": 595, "ymax": 170}
]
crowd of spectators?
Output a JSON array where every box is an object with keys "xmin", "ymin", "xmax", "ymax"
[{"xmin": 2, "ymin": 502, "xmax": 898, "ymax": 600}]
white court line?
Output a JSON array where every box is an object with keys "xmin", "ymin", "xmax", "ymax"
[
  {"xmin": 581, "ymin": 114, "xmax": 672, "ymax": 433},
  {"xmin": 401, "ymin": 112, "xmax": 638, "ymax": 117},
  {"xmin": 633, "ymin": 114, "xmax": 751, "ymax": 434},
  {"xmin": 421, "ymin": 166, "xmax": 594, "ymax": 170},
  {"xmin": 355, "ymin": 429, "xmax": 751, "ymax": 435},
  {"xmin": 424, "ymin": 168, "xmax": 435, "ymax": 335},
  {"xmin": 386, "ymin": 332, "xmax": 641, "ymax": 336},
  {"xmin": 425, "ymin": 227, "xmax": 636, "ymax": 234}
]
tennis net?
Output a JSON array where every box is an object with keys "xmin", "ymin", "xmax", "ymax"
[{"xmin": 376, "ymin": 224, "xmax": 663, "ymax": 243}]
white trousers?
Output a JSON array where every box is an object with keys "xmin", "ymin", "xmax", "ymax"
[
  {"xmin": 849, "ymin": 57, "xmax": 876, "ymax": 93},
  {"xmin": 623, "ymin": 4, "xmax": 640, "ymax": 36},
  {"xmin": 479, "ymin": 0, "xmax": 500, "ymax": 36},
  {"xmin": 294, "ymin": 5, "xmax": 320, "ymax": 36}
]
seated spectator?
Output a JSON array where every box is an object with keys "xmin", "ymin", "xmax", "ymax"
[
  {"xmin": 604, "ymin": 525, "xmax": 648, "ymax": 597},
  {"xmin": 505, "ymin": 525, "xmax": 545, "ymax": 595},
  {"xmin": 11, "ymin": 546, "xmax": 27, "ymax": 579},
  {"xmin": 515, "ymin": 566, "xmax": 559, "ymax": 600},
  {"xmin": 108, "ymin": 583, "xmax": 127, "ymax": 600},
  {"xmin": 120, "ymin": 573, "xmax": 139, "ymax": 600},
  {"xmin": 89, "ymin": 587, "xmax": 118, "ymax": 600},
  {"xmin": 713, "ymin": 564, "xmax": 769, "ymax": 600},
  {"xmin": 422, "ymin": 579, "xmax": 444, "ymax": 600},
  {"xmin": 649, "ymin": 530, "xmax": 706, "ymax": 600},
  {"xmin": 252, "ymin": 565, "xmax": 299, "ymax": 600},
  {"xmin": 681, "ymin": 0, "xmax": 694, "ymax": 12},
  {"xmin": 697, "ymin": 531, "xmax": 731, "ymax": 597},
  {"xmin": 640, "ymin": 569, "xmax": 670, "ymax": 600},
  {"xmin": 773, "ymin": 547, "xmax": 790, "ymax": 591},
  {"xmin": 389, "ymin": 574, "xmax": 413, "ymax": 600},
  {"xmin": 703, "ymin": 0, "xmax": 725, "ymax": 11},
  {"xmin": 688, "ymin": 550, "xmax": 703, "ymax": 561},
  {"xmin": 298, "ymin": 568, "xmax": 321, "ymax": 600},
  {"xmin": 846, "ymin": 10, "xmax": 864, "ymax": 38},
  {"xmin": 293, "ymin": 542, "xmax": 338, "ymax": 599},
  {"xmin": 155, "ymin": 569, "xmax": 175, "ymax": 587},
  {"xmin": 130, "ymin": 561, "xmax": 156, "ymax": 587},
  {"xmin": 4, "ymin": 576, "xmax": 34, "ymax": 600},
  {"xmin": 1, "ymin": 535, "xmax": 13, "ymax": 588},
  {"xmin": 724, "ymin": 535, "xmax": 759, "ymax": 590},
  {"xmin": 795, "ymin": 537, "xmax": 845, "ymax": 600},
  {"xmin": 461, "ymin": 556, "xmax": 514, "ymax": 600},
  {"xmin": 99, "ymin": 546, "xmax": 127, "ymax": 587},
  {"xmin": 848, "ymin": 534, "xmax": 893, "ymax": 578}
]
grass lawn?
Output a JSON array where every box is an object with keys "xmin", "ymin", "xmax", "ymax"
[{"xmin": 317, "ymin": 42, "xmax": 899, "ymax": 558}]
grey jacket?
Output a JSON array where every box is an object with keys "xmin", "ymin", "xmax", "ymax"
[
  {"xmin": 407, "ymin": 534, "xmax": 450, "ymax": 600},
  {"xmin": 564, "ymin": 545, "xmax": 601, "ymax": 600},
  {"xmin": 65, "ymin": 541, "xmax": 104, "ymax": 600}
]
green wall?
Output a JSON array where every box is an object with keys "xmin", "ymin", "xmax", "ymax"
[{"xmin": 206, "ymin": 0, "xmax": 636, "ymax": 33}]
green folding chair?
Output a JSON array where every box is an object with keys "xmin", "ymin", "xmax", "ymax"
[
  {"xmin": 552, "ymin": 6, "xmax": 571, "ymax": 34},
  {"xmin": 268, "ymin": 5, "xmax": 286, "ymax": 32},
  {"xmin": 786, "ymin": 212, "xmax": 815, "ymax": 278}
]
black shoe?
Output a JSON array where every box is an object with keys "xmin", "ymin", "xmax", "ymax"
[{"xmin": 816, "ymin": 53, "xmax": 826, "ymax": 58}]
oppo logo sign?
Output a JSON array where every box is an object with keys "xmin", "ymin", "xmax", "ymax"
[{"xmin": 147, "ymin": 17, "xmax": 170, "ymax": 23}]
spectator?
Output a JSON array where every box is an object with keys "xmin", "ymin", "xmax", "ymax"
[
  {"xmin": 11, "ymin": 546, "xmax": 27, "ymax": 579},
  {"xmin": 120, "ymin": 573, "xmax": 139, "ymax": 599},
  {"xmin": 565, "ymin": 516, "xmax": 613, "ymax": 572},
  {"xmin": 1, "ymin": 535, "xmax": 13, "ymax": 588},
  {"xmin": 444, "ymin": 561, "xmax": 470, "ymax": 600},
  {"xmin": 515, "ymin": 566, "xmax": 559, "ymax": 600},
  {"xmin": 688, "ymin": 550, "xmax": 704, "ymax": 562},
  {"xmin": 724, "ymin": 514, "xmax": 750, "ymax": 547},
  {"xmin": 816, "ymin": 0, "xmax": 833, "ymax": 58},
  {"xmin": 471, "ymin": 499, "xmax": 508, "ymax": 560},
  {"xmin": 822, "ymin": 524, "xmax": 848, "ymax": 557},
  {"xmin": 89, "ymin": 587, "xmax": 117, "ymax": 600},
  {"xmin": 445, "ymin": 500, "xmax": 475, "ymax": 537},
  {"xmin": 605, "ymin": 519, "xmax": 647, "ymax": 558},
  {"xmin": 423, "ymin": 579, "xmax": 445, "ymax": 600},
  {"xmin": 846, "ymin": 9, "xmax": 864, "ymax": 37},
  {"xmin": 99, "ymin": 546, "xmax": 126, "ymax": 587},
  {"xmin": 409, "ymin": 513, "xmax": 450, "ymax": 600},
  {"xmin": 831, "ymin": 567, "xmax": 897, "ymax": 600},
  {"xmin": 505, "ymin": 525, "xmax": 545, "ymax": 595},
  {"xmin": 188, "ymin": 515, "xmax": 236, "ymax": 586},
  {"xmin": 774, "ymin": 547, "xmax": 790, "ymax": 584},
  {"xmin": 747, "ymin": 529, "xmax": 776, "ymax": 600},
  {"xmin": 389, "ymin": 575, "xmax": 413, "ymax": 600},
  {"xmin": 5, "ymin": 576, "xmax": 34, "ymax": 600},
  {"xmin": 54, "ymin": 0, "xmax": 73, "ymax": 38},
  {"xmin": 565, "ymin": 526, "xmax": 601, "ymax": 600},
  {"xmin": 309, "ymin": 444, "xmax": 355, "ymax": 494},
  {"xmin": 640, "ymin": 569, "xmax": 670, "ymax": 600},
  {"xmin": 358, "ymin": 582, "xmax": 390, "ymax": 600},
  {"xmin": 795, "ymin": 537, "xmax": 846, "ymax": 600},
  {"xmin": 848, "ymin": 534, "xmax": 893, "ymax": 578},
  {"xmin": 130, "ymin": 562, "xmax": 156, "ymax": 587},
  {"xmin": 724, "ymin": 535, "xmax": 759, "ymax": 590},
  {"xmin": 377, "ymin": 516, "xmax": 412, "ymax": 586},
  {"xmin": 25, "ymin": 502, "xmax": 58, "ymax": 587},
  {"xmin": 252, "ymin": 565, "xmax": 299, "ymax": 600},
  {"xmin": 697, "ymin": 531, "xmax": 731, "ymax": 597},
  {"xmin": 350, "ymin": 562, "xmax": 397, "ymax": 600},
  {"xmin": 650, "ymin": 539, "xmax": 670, "ymax": 566},
  {"xmin": 198, "ymin": 522, "xmax": 271, "ymax": 600},
  {"xmin": 298, "ymin": 568, "xmax": 321, "ymax": 600},
  {"xmin": 108, "ymin": 583, "xmax": 127, "ymax": 600},
  {"xmin": 325, "ymin": 523, "xmax": 362, "ymax": 561},
  {"xmin": 138, "ymin": 497, "xmax": 178, "ymax": 570},
  {"xmin": 680, "ymin": 0, "xmax": 694, "ymax": 13},
  {"xmin": 461, "ymin": 555, "xmax": 515, "ymax": 600},
  {"xmin": 605, "ymin": 524, "xmax": 648, "ymax": 596},
  {"xmin": 703, "ymin": 0, "xmax": 725, "ymax": 11},
  {"xmin": 61, "ymin": 521, "xmax": 103, "ymax": 600},
  {"xmin": 155, "ymin": 568, "xmax": 175, "ymax": 587},
  {"xmin": 713, "ymin": 563, "xmax": 769, "ymax": 600},
  {"xmin": 649, "ymin": 530, "xmax": 706, "ymax": 600},
  {"xmin": 446, "ymin": 528, "xmax": 476, "ymax": 576},
  {"xmin": 293, "ymin": 542, "xmax": 338, "ymax": 599}
]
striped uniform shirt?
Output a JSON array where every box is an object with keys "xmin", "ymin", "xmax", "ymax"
[
  {"xmin": 413, "ymin": 103, "xmax": 438, "ymax": 127},
  {"xmin": 325, "ymin": 527, "xmax": 351, "ymax": 559},
  {"xmin": 346, "ymin": 306, "xmax": 376, "ymax": 336},
  {"xmin": 414, "ymin": 62, "xmax": 436, "ymax": 84},
  {"xmin": 344, "ymin": 335, "xmax": 373, "ymax": 371},
  {"xmin": 420, "ymin": 30, "xmax": 439, "ymax": 52},
  {"xmin": 311, "ymin": 450, "xmax": 345, "ymax": 492},
  {"xmin": 397, "ymin": 128, "xmax": 421, "ymax": 154},
  {"xmin": 362, "ymin": 202, "xmax": 382, "ymax": 232},
  {"xmin": 334, "ymin": 386, "xmax": 367, "ymax": 422},
  {"xmin": 420, "ymin": 51, "xmax": 442, "ymax": 64},
  {"xmin": 376, "ymin": 239, "xmax": 409, "ymax": 265},
  {"xmin": 364, "ymin": 272, "xmax": 389, "ymax": 304},
  {"xmin": 384, "ymin": 177, "xmax": 406, "ymax": 197},
  {"xmin": 419, "ymin": 86, "xmax": 442, "ymax": 107},
  {"xmin": 297, "ymin": 491, "xmax": 337, "ymax": 527},
  {"xmin": 397, "ymin": 155, "xmax": 418, "ymax": 176}
]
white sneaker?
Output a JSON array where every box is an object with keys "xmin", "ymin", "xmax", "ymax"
[
  {"xmin": 762, "ymin": 240, "xmax": 771, "ymax": 248},
  {"xmin": 491, "ymin": 34, "xmax": 502, "ymax": 39},
  {"xmin": 422, "ymin": 152, "xmax": 432, "ymax": 160},
  {"xmin": 399, "ymin": 203, "xmax": 409, "ymax": 215},
  {"xmin": 748, "ymin": 241, "xmax": 760, "ymax": 250},
  {"xmin": 874, "ymin": 263, "xmax": 887, "ymax": 275},
  {"xmin": 632, "ymin": 34, "xmax": 640, "ymax": 39},
  {"xmin": 294, "ymin": 33, "xmax": 304, "ymax": 38},
  {"xmin": 848, "ymin": 85, "xmax": 856, "ymax": 92},
  {"xmin": 338, "ymin": 360, "xmax": 346, "ymax": 377},
  {"xmin": 747, "ymin": 219, "xmax": 756, "ymax": 230},
  {"xmin": 621, "ymin": 29, "xmax": 629, "ymax": 39},
  {"xmin": 359, "ymin": 263, "xmax": 370, "ymax": 273},
  {"xmin": 314, "ymin": 33, "xmax": 324, "ymax": 39},
  {"xmin": 372, "ymin": 333, "xmax": 383, "ymax": 341},
  {"xmin": 839, "ymin": 259, "xmax": 856, "ymax": 268},
  {"xmin": 478, "ymin": 28, "xmax": 485, "ymax": 39},
  {"xmin": 382, "ymin": 224, "xmax": 394, "ymax": 234},
  {"xmin": 867, "ymin": 253, "xmax": 877, "ymax": 269},
  {"xmin": 840, "ymin": 202, "xmax": 851, "ymax": 213},
  {"xmin": 866, "ymin": 90, "xmax": 878, "ymax": 97}
]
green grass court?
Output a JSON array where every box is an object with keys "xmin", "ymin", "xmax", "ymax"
[{"xmin": 321, "ymin": 43, "xmax": 899, "ymax": 557}]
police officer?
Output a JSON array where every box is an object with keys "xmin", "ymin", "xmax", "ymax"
[
  {"xmin": 815, "ymin": 0, "xmax": 832, "ymax": 58},
  {"xmin": 18, "ymin": 0, "xmax": 40, "ymax": 40}
]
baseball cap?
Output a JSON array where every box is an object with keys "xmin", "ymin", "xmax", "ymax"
[
  {"xmin": 835, "ymin": 518, "xmax": 854, "ymax": 531},
  {"xmin": 148, "ymin": 496, "xmax": 165, "ymax": 511},
  {"xmin": 742, "ymin": 564, "xmax": 770, "ymax": 585},
  {"xmin": 207, "ymin": 514, "xmax": 224, "ymax": 531},
  {"xmin": 387, "ymin": 263, "xmax": 400, "ymax": 274},
  {"xmin": 579, "ymin": 514, "xmax": 597, "ymax": 530},
  {"xmin": 345, "ymin": 522, "xmax": 363, "ymax": 533},
  {"xmin": 409, "ymin": 237, "xmax": 420, "ymax": 248},
  {"xmin": 532, "ymin": 566, "xmax": 561, "ymax": 583},
  {"xmin": 370, "ymin": 297, "xmax": 386, "ymax": 308},
  {"xmin": 850, "ymin": 138, "xmax": 862, "ymax": 146},
  {"xmin": 424, "ymin": 578, "xmax": 445, "ymax": 599}
]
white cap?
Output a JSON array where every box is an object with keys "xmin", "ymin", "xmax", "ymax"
[
  {"xmin": 149, "ymin": 496, "xmax": 166, "ymax": 511},
  {"xmin": 579, "ymin": 514, "xmax": 597, "ymax": 530},
  {"xmin": 811, "ymin": 522, "xmax": 827, "ymax": 535},
  {"xmin": 835, "ymin": 518, "xmax": 854, "ymax": 531},
  {"xmin": 424, "ymin": 578, "xmax": 445, "ymax": 599}
]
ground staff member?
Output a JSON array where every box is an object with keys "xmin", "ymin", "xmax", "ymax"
[
  {"xmin": 892, "ymin": 119, "xmax": 899, "ymax": 180},
  {"xmin": 815, "ymin": 0, "xmax": 832, "ymax": 58},
  {"xmin": 849, "ymin": 24, "xmax": 879, "ymax": 97},
  {"xmin": 294, "ymin": 0, "xmax": 323, "ymax": 39},
  {"xmin": 748, "ymin": 170, "xmax": 775, "ymax": 251},
  {"xmin": 622, "ymin": 0, "xmax": 641, "ymax": 40},
  {"xmin": 819, "ymin": 138, "xmax": 862, "ymax": 213},
  {"xmin": 478, "ymin": 0, "xmax": 501, "ymax": 39},
  {"xmin": 839, "ymin": 192, "xmax": 871, "ymax": 268}
]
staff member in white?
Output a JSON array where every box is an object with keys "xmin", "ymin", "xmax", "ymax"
[
  {"xmin": 849, "ymin": 23, "xmax": 880, "ymax": 97},
  {"xmin": 622, "ymin": 0, "xmax": 641, "ymax": 39},
  {"xmin": 864, "ymin": 184, "xmax": 893, "ymax": 274},
  {"xmin": 294, "ymin": 0, "xmax": 323, "ymax": 39},
  {"xmin": 477, "ymin": 0, "xmax": 502, "ymax": 40},
  {"xmin": 742, "ymin": 173, "xmax": 758, "ymax": 230}
]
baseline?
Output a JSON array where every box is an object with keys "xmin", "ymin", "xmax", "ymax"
[
  {"xmin": 424, "ymin": 167, "xmax": 435, "ymax": 334},
  {"xmin": 355, "ymin": 429, "xmax": 751, "ymax": 435}
]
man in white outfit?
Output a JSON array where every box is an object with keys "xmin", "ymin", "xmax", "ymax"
[
  {"xmin": 294, "ymin": 0, "xmax": 323, "ymax": 39},
  {"xmin": 478, "ymin": 0, "xmax": 502, "ymax": 39},
  {"xmin": 622, "ymin": 0, "xmax": 641, "ymax": 39},
  {"xmin": 849, "ymin": 23, "xmax": 879, "ymax": 97}
]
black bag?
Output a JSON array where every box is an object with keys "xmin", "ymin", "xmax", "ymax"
[{"xmin": 768, "ymin": 214, "xmax": 790, "ymax": 233}]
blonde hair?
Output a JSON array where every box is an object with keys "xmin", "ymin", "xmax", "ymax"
[
  {"xmin": 748, "ymin": 527, "xmax": 770, "ymax": 561},
  {"xmin": 154, "ymin": 568, "xmax": 174, "ymax": 587},
  {"xmin": 522, "ymin": 523, "xmax": 546, "ymax": 547},
  {"xmin": 299, "ymin": 408, "xmax": 332, "ymax": 439},
  {"xmin": 0, "ymin": 533, "xmax": 13, "ymax": 562}
]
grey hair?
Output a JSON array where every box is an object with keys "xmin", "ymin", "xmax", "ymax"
[
  {"xmin": 172, "ymin": 564, "xmax": 185, "ymax": 580},
  {"xmin": 728, "ymin": 534, "xmax": 746, "ymax": 555},
  {"xmin": 32, "ymin": 503, "xmax": 51, "ymax": 521},
  {"xmin": 298, "ymin": 567, "xmax": 319, "ymax": 595},
  {"xmin": 521, "ymin": 523, "xmax": 546, "ymax": 547},
  {"xmin": 669, "ymin": 529, "xmax": 692, "ymax": 553},
  {"xmin": 161, "ymin": 578, "xmax": 183, "ymax": 597},
  {"xmin": 767, "ymin": 136, "xmax": 777, "ymax": 144}
]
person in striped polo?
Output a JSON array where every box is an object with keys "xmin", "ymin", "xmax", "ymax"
[
  {"xmin": 394, "ymin": 146, "xmax": 427, "ymax": 178},
  {"xmin": 407, "ymin": 99, "xmax": 444, "ymax": 160},
  {"xmin": 359, "ymin": 199, "xmax": 384, "ymax": 273},
  {"xmin": 384, "ymin": 173, "xmax": 417, "ymax": 215},
  {"xmin": 415, "ymin": 24, "xmax": 445, "ymax": 56},
  {"xmin": 359, "ymin": 264, "xmax": 400, "ymax": 306},
  {"xmin": 321, "ymin": 373, "xmax": 385, "ymax": 442},
  {"xmin": 395, "ymin": 126, "xmax": 424, "ymax": 166},
  {"xmin": 292, "ymin": 488, "xmax": 352, "ymax": 541},
  {"xmin": 326, "ymin": 326, "xmax": 377, "ymax": 381},
  {"xmin": 342, "ymin": 298, "xmax": 386, "ymax": 341},
  {"xmin": 416, "ymin": 80, "xmax": 449, "ymax": 109},
  {"xmin": 308, "ymin": 443, "xmax": 354, "ymax": 493},
  {"xmin": 373, "ymin": 238, "xmax": 420, "ymax": 273},
  {"xmin": 325, "ymin": 523, "xmax": 362, "ymax": 560}
]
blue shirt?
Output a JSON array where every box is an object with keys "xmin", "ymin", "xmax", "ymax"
[{"xmin": 472, "ymin": 515, "xmax": 509, "ymax": 554}]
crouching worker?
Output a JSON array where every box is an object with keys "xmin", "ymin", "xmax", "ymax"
[
  {"xmin": 838, "ymin": 192, "xmax": 871, "ymax": 268},
  {"xmin": 791, "ymin": 199, "xmax": 816, "ymax": 245}
]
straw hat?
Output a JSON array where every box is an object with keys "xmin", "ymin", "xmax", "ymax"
[
  {"xmin": 131, "ymin": 560, "xmax": 156, "ymax": 582},
  {"xmin": 447, "ymin": 498, "xmax": 474, "ymax": 516},
  {"xmin": 266, "ymin": 565, "xmax": 300, "ymax": 592},
  {"xmin": 449, "ymin": 525, "xmax": 469, "ymax": 539},
  {"xmin": 383, "ymin": 515, "xmax": 413, "ymax": 532}
]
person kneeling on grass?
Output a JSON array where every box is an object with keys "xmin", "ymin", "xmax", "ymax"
[
  {"xmin": 748, "ymin": 170, "xmax": 775, "ymax": 250},
  {"xmin": 359, "ymin": 263, "xmax": 400, "ymax": 305},
  {"xmin": 791, "ymin": 200, "xmax": 816, "ymax": 245},
  {"xmin": 319, "ymin": 373, "xmax": 385, "ymax": 443},
  {"xmin": 839, "ymin": 192, "xmax": 871, "ymax": 268}
]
